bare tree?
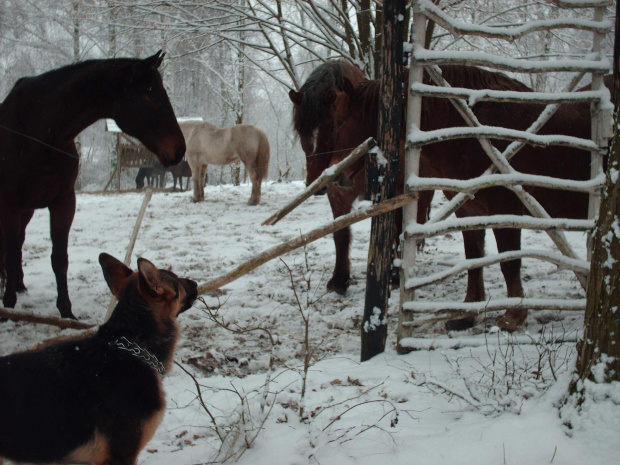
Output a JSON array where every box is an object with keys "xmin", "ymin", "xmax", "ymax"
[{"xmin": 570, "ymin": 6, "xmax": 620, "ymax": 394}]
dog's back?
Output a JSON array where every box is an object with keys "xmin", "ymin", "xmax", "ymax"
[{"xmin": 0, "ymin": 254, "xmax": 197, "ymax": 464}]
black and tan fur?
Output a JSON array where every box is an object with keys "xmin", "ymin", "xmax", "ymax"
[{"xmin": 0, "ymin": 253, "xmax": 197, "ymax": 464}]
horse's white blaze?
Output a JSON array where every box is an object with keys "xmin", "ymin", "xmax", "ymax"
[{"xmin": 311, "ymin": 127, "xmax": 319, "ymax": 156}]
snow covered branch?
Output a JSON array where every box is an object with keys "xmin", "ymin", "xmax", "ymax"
[
  {"xmin": 404, "ymin": 249, "xmax": 590, "ymax": 291},
  {"xmin": 401, "ymin": 297, "xmax": 586, "ymax": 315},
  {"xmin": 406, "ymin": 173, "xmax": 605, "ymax": 195},
  {"xmin": 407, "ymin": 125, "xmax": 599, "ymax": 152},
  {"xmin": 416, "ymin": 0, "xmax": 611, "ymax": 41},
  {"xmin": 409, "ymin": 82, "xmax": 607, "ymax": 106},
  {"xmin": 412, "ymin": 46, "xmax": 611, "ymax": 74},
  {"xmin": 404, "ymin": 215, "xmax": 594, "ymax": 240}
]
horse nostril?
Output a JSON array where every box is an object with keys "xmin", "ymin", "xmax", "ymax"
[{"xmin": 175, "ymin": 146, "xmax": 186, "ymax": 162}]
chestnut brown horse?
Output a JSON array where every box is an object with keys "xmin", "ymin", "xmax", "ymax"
[
  {"xmin": 293, "ymin": 62, "xmax": 605, "ymax": 331},
  {"xmin": 289, "ymin": 60, "xmax": 431, "ymax": 295},
  {"xmin": 0, "ymin": 51, "xmax": 186, "ymax": 318}
]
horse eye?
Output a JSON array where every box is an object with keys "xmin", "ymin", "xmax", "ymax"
[{"xmin": 147, "ymin": 87, "xmax": 160, "ymax": 103}]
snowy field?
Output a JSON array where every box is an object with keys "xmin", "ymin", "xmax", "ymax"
[{"xmin": 1, "ymin": 181, "xmax": 618, "ymax": 464}]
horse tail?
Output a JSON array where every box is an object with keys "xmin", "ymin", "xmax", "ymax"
[{"xmin": 255, "ymin": 131, "xmax": 270, "ymax": 181}]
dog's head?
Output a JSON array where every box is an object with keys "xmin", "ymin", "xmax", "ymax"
[{"xmin": 99, "ymin": 253, "xmax": 198, "ymax": 330}]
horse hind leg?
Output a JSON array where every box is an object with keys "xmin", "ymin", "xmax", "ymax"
[
  {"xmin": 245, "ymin": 163, "xmax": 262, "ymax": 206},
  {"xmin": 493, "ymin": 227, "xmax": 527, "ymax": 332},
  {"xmin": 49, "ymin": 195, "xmax": 77, "ymax": 319},
  {"xmin": 445, "ymin": 229, "xmax": 487, "ymax": 332},
  {"xmin": 191, "ymin": 164, "xmax": 205, "ymax": 202}
]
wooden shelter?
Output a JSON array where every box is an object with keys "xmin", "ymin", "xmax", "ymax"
[{"xmin": 104, "ymin": 117, "xmax": 202, "ymax": 191}]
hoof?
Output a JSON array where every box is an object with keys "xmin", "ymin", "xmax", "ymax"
[
  {"xmin": 3, "ymin": 292, "xmax": 17, "ymax": 309},
  {"xmin": 497, "ymin": 308, "xmax": 528, "ymax": 332},
  {"xmin": 327, "ymin": 277, "xmax": 349, "ymax": 295},
  {"xmin": 16, "ymin": 282, "xmax": 27, "ymax": 293},
  {"xmin": 57, "ymin": 297, "xmax": 76, "ymax": 320}
]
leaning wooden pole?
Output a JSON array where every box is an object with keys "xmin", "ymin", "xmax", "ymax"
[
  {"xmin": 262, "ymin": 138, "xmax": 376, "ymax": 226},
  {"xmin": 361, "ymin": 0, "xmax": 406, "ymax": 362},
  {"xmin": 198, "ymin": 193, "xmax": 418, "ymax": 295},
  {"xmin": 0, "ymin": 306, "xmax": 95, "ymax": 330},
  {"xmin": 105, "ymin": 187, "xmax": 153, "ymax": 320}
]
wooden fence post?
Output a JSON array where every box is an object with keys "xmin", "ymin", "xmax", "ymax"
[{"xmin": 361, "ymin": 0, "xmax": 406, "ymax": 362}]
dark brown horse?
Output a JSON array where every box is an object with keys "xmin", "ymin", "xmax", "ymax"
[
  {"xmin": 0, "ymin": 51, "xmax": 186, "ymax": 319},
  {"xmin": 169, "ymin": 160, "xmax": 193, "ymax": 191},
  {"xmin": 293, "ymin": 62, "xmax": 603, "ymax": 331}
]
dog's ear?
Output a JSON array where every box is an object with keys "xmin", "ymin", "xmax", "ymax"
[
  {"xmin": 137, "ymin": 257, "xmax": 165, "ymax": 298},
  {"xmin": 99, "ymin": 253, "xmax": 134, "ymax": 298}
]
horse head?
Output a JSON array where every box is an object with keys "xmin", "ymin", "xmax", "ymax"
[
  {"xmin": 289, "ymin": 89, "xmax": 336, "ymax": 194},
  {"xmin": 112, "ymin": 51, "xmax": 185, "ymax": 167},
  {"xmin": 290, "ymin": 60, "xmax": 366, "ymax": 193}
]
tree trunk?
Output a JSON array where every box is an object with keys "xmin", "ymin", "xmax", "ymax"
[
  {"xmin": 570, "ymin": 7, "xmax": 620, "ymax": 393},
  {"xmin": 361, "ymin": 0, "xmax": 406, "ymax": 362}
]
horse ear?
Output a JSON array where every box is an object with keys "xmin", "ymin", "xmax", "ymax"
[
  {"xmin": 289, "ymin": 89, "xmax": 304, "ymax": 106},
  {"xmin": 342, "ymin": 77, "xmax": 355, "ymax": 97},
  {"xmin": 144, "ymin": 50, "xmax": 165, "ymax": 70},
  {"xmin": 137, "ymin": 257, "xmax": 165, "ymax": 298},
  {"xmin": 99, "ymin": 253, "xmax": 134, "ymax": 299}
]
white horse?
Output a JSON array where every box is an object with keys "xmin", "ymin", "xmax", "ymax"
[{"xmin": 181, "ymin": 121, "xmax": 270, "ymax": 205}]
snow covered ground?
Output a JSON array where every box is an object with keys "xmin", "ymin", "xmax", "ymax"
[{"xmin": 1, "ymin": 181, "xmax": 618, "ymax": 464}]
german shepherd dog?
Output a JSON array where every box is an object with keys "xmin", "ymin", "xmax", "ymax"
[{"xmin": 0, "ymin": 253, "xmax": 198, "ymax": 464}]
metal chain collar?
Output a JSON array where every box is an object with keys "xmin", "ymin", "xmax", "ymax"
[{"xmin": 108, "ymin": 336, "xmax": 166, "ymax": 375}]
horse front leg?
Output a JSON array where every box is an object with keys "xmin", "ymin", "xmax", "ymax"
[
  {"xmin": 493, "ymin": 227, "xmax": 526, "ymax": 332},
  {"xmin": 15, "ymin": 210, "xmax": 35, "ymax": 292},
  {"xmin": 49, "ymin": 194, "xmax": 77, "ymax": 319},
  {"xmin": 326, "ymin": 187, "xmax": 356, "ymax": 295},
  {"xmin": 1, "ymin": 209, "xmax": 22, "ymax": 309}
]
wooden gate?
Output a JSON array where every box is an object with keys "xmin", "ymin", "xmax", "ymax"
[{"xmin": 397, "ymin": 0, "xmax": 613, "ymax": 350}]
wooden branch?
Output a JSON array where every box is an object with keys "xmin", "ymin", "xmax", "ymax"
[
  {"xmin": 408, "ymin": 125, "xmax": 598, "ymax": 152},
  {"xmin": 0, "ymin": 306, "xmax": 95, "ymax": 330},
  {"xmin": 262, "ymin": 138, "xmax": 376, "ymax": 226},
  {"xmin": 405, "ymin": 249, "xmax": 590, "ymax": 291},
  {"xmin": 404, "ymin": 215, "xmax": 594, "ymax": 240},
  {"xmin": 198, "ymin": 192, "xmax": 418, "ymax": 295},
  {"xmin": 401, "ymin": 298, "xmax": 587, "ymax": 316},
  {"xmin": 406, "ymin": 173, "xmax": 605, "ymax": 195}
]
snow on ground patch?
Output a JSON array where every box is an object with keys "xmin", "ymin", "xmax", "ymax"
[{"xmin": 1, "ymin": 181, "xmax": 618, "ymax": 464}]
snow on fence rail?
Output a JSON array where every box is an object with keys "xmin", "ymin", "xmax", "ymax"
[{"xmin": 397, "ymin": 0, "xmax": 613, "ymax": 347}]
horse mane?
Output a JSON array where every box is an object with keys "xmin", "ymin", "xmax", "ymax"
[
  {"xmin": 293, "ymin": 60, "xmax": 364, "ymax": 139},
  {"xmin": 346, "ymin": 65, "xmax": 531, "ymax": 117}
]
